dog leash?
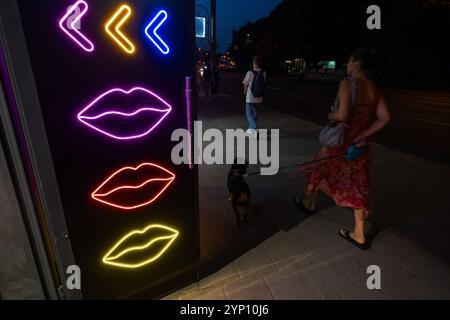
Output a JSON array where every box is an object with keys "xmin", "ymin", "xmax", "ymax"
[
  {"xmin": 253, "ymin": 144, "xmax": 365, "ymax": 175},
  {"xmin": 299, "ymin": 144, "xmax": 366, "ymax": 167},
  {"xmin": 246, "ymin": 154, "xmax": 347, "ymax": 177},
  {"xmin": 246, "ymin": 145, "xmax": 366, "ymax": 177},
  {"xmin": 298, "ymin": 153, "xmax": 345, "ymax": 167}
]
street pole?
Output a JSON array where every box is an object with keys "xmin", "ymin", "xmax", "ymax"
[{"xmin": 210, "ymin": 0, "xmax": 217, "ymax": 66}]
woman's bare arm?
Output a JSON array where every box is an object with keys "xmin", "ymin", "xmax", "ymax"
[
  {"xmin": 355, "ymin": 96, "xmax": 391, "ymax": 144},
  {"xmin": 328, "ymin": 79, "xmax": 351, "ymax": 122}
]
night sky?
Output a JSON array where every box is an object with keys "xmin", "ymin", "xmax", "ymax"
[{"xmin": 196, "ymin": 0, "xmax": 282, "ymax": 52}]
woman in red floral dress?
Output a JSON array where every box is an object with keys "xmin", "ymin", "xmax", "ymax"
[{"xmin": 297, "ymin": 48, "xmax": 391, "ymax": 250}]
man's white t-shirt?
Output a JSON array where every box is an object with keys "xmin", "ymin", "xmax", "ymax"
[{"xmin": 243, "ymin": 69, "xmax": 266, "ymax": 104}]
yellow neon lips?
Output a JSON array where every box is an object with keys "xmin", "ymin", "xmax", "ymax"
[{"xmin": 102, "ymin": 224, "xmax": 179, "ymax": 269}]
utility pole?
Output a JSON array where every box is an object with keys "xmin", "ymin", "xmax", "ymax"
[{"xmin": 210, "ymin": 0, "xmax": 217, "ymax": 66}]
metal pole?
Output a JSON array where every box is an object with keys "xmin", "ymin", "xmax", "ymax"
[
  {"xmin": 185, "ymin": 77, "xmax": 196, "ymax": 169},
  {"xmin": 210, "ymin": 0, "xmax": 217, "ymax": 66}
]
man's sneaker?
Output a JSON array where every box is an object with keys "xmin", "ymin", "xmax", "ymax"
[{"xmin": 246, "ymin": 129, "xmax": 258, "ymax": 138}]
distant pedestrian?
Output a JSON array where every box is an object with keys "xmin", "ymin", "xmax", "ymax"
[
  {"xmin": 211, "ymin": 65, "xmax": 221, "ymax": 101},
  {"xmin": 202, "ymin": 62, "xmax": 212, "ymax": 102},
  {"xmin": 296, "ymin": 48, "xmax": 391, "ymax": 250},
  {"xmin": 242, "ymin": 56, "xmax": 267, "ymax": 137}
]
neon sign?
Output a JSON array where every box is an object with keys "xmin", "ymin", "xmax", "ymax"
[
  {"xmin": 195, "ymin": 16, "xmax": 206, "ymax": 38},
  {"xmin": 103, "ymin": 224, "xmax": 179, "ymax": 269},
  {"xmin": 77, "ymin": 87, "xmax": 172, "ymax": 140},
  {"xmin": 105, "ymin": 4, "xmax": 136, "ymax": 54},
  {"xmin": 91, "ymin": 162, "xmax": 176, "ymax": 210},
  {"xmin": 58, "ymin": 0, "xmax": 95, "ymax": 52},
  {"xmin": 144, "ymin": 10, "xmax": 170, "ymax": 55},
  {"xmin": 4, "ymin": 0, "xmax": 199, "ymax": 297}
]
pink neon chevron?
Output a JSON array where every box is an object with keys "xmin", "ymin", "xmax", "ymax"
[
  {"xmin": 77, "ymin": 87, "xmax": 172, "ymax": 140},
  {"xmin": 59, "ymin": 0, "xmax": 95, "ymax": 52}
]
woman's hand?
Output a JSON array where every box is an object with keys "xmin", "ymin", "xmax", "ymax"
[
  {"xmin": 354, "ymin": 134, "xmax": 368, "ymax": 148},
  {"xmin": 328, "ymin": 112, "xmax": 335, "ymax": 121}
]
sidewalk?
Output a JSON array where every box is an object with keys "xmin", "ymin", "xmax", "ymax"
[{"xmin": 163, "ymin": 82, "xmax": 450, "ymax": 300}]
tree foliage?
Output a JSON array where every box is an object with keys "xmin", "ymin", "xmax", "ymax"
[{"xmin": 231, "ymin": 0, "xmax": 450, "ymax": 82}]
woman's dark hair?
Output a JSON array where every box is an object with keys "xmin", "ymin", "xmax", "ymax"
[{"xmin": 350, "ymin": 47, "xmax": 377, "ymax": 76}]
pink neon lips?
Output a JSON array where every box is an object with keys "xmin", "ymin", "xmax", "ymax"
[
  {"xmin": 77, "ymin": 87, "xmax": 172, "ymax": 140},
  {"xmin": 92, "ymin": 162, "xmax": 176, "ymax": 210}
]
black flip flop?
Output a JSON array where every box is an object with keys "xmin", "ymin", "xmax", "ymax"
[
  {"xmin": 294, "ymin": 196, "xmax": 316, "ymax": 215},
  {"xmin": 339, "ymin": 229, "xmax": 369, "ymax": 251}
]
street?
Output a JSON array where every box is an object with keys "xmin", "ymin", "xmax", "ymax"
[
  {"xmin": 219, "ymin": 72, "xmax": 450, "ymax": 165},
  {"xmin": 264, "ymin": 76, "xmax": 450, "ymax": 165}
]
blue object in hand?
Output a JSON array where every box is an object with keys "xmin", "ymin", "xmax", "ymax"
[{"xmin": 346, "ymin": 144, "xmax": 365, "ymax": 161}]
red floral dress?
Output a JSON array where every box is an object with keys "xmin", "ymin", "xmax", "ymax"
[{"xmin": 300, "ymin": 100, "xmax": 377, "ymax": 219}]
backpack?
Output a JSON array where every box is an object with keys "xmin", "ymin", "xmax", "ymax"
[{"xmin": 250, "ymin": 70, "xmax": 266, "ymax": 98}]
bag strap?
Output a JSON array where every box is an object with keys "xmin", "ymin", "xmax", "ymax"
[
  {"xmin": 345, "ymin": 77, "xmax": 357, "ymax": 124},
  {"xmin": 333, "ymin": 77, "xmax": 357, "ymax": 120},
  {"xmin": 251, "ymin": 70, "xmax": 264, "ymax": 77},
  {"xmin": 349, "ymin": 77, "xmax": 357, "ymax": 106}
]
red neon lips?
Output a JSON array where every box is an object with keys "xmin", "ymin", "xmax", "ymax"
[{"xmin": 91, "ymin": 162, "xmax": 175, "ymax": 210}]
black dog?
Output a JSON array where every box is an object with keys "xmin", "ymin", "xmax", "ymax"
[{"xmin": 227, "ymin": 160, "xmax": 251, "ymax": 227}]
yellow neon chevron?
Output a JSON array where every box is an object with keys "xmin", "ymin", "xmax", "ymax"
[
  {"xmin": 105, "ymin": 4, "xmax": 135, "ymax": 54},
  {"xmin": 102, "ymin": 224, "xmax": 179, "ymax": 269}
]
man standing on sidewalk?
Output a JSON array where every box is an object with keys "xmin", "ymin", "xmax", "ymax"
[
  {"xmin": 243, "ymin": 56, "xmax": 266, "ymax": 137},
  {"xmin": 202, "ymin": 62, "xmax": 213, "ymax": 103}
]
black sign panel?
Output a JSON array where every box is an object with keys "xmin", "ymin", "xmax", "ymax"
[{"xmin": 2, "ymin": 0, "xmax": 198, "ymax": 299}]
